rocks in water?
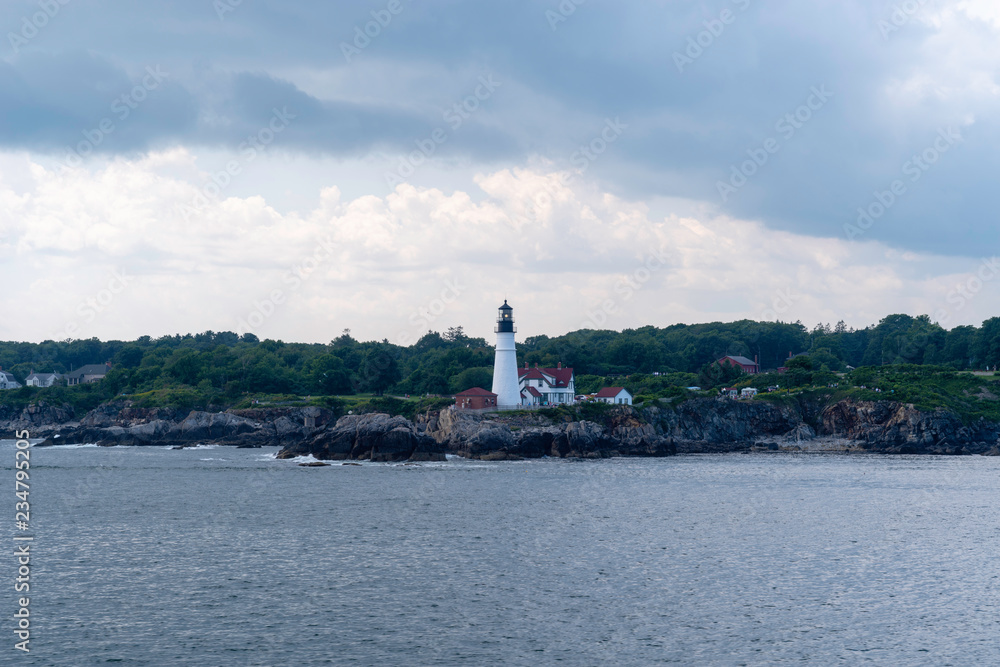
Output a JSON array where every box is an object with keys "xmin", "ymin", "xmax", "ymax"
[
  {"xmin": 277, "ymin": 413, "xmax": 445, "ymax": 462},
  {"xmin": 298, "ymin": 461, "xmax": 330, "ymax": 467}
]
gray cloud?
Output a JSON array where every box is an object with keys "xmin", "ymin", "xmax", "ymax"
[{"xmin": 2, "ymin": 0, "xmax": 997, "ymax": 256}]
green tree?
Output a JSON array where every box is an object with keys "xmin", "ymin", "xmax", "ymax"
[
  {"xmin": 786, "ymin": 355, "xmax": 813, "ymax": 371},
  {"xmin": 449, "ymin": 366, "xmax": 493, "ymax": 393},
  {"xmin": 308, "ymin": 354, "xmax": 352, "ymax": 395},
  {"xmin": 358, "ymin": 346, "xmax": 401, "ymax": 395}
]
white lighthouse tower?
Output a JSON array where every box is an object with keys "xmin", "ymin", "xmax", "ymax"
[{"xmin": 491, "ymin": 300, "xmax": 521, "ymax": 407}]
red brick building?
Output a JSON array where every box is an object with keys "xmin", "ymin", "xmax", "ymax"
[
  {"xmin": 455, "ymin": 387, "xmax": 499, "ymax": 410},
  {"xmin": 716, "ymin": 355, "xmax": 760, "ymax": 374}
]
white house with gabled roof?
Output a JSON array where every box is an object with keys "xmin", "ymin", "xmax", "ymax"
[
  {"xmin": 0, "ymin": 370, "xmax": 22, "ymax": 390},
  {"xmin": 26, "ymin": 371, "xmax": 62, "ymax": 387},
  {"xmin": 518, "ymin": 362, "xmax": 575, "ymax": 406}
]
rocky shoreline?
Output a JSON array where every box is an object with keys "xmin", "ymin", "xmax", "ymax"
[{"xmin": 4, "ymin": 396, "xmax": 999, "ymax": 460}]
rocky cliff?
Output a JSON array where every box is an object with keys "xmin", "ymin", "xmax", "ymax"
[
  {"xmin": 12, "ymin": 394, "xmax": 1000, "ymax": 457},
  {"xmin": 642, "ymin": 397, "xmax": 804, "ymax": 453},
  {"xmin": 420, "ymin": 405, "xmax": 675, "ymax": 460},
  {"xmin": 0, "ymin": 401, "xmax": 76, "ymax": 434},
  {"xmin": 276, "ymin": 413, "xmax": 444, "ymax": 462},
  {"xmin": 33, "ymin": 402, "xmax": 334, "ymax": 448},
  {"xmin": 820, "ymin": 400, "xmax": 1000, "ymax": 454}
]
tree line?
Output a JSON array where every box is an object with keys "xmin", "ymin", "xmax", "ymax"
[{"xmin": 0, "ymin": 314, "xmax": 997, "ymax": 406}]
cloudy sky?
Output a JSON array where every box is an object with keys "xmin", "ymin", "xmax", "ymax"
[{"xmin": 1, "ymin": 0, "xmax": 998, "ymax": 344}]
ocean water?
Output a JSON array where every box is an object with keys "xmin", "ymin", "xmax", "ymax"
[{"xmin": 2, "ymin": 441, "xmax": 999, "ymax": 665}]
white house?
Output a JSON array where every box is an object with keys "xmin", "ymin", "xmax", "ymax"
[
  {"xmin": 594, "ymin": 387, "xmax": 632, "ymax": 405},
  {"xmin": 518, "ymin": 362, "xmax": 575, "ymax": 406},
  {"xmin": 0, "ymin": 370, "xmax": 22, "ymax": 390},
  {"xmin": 26, "ymin": 371, "xmax": 61, "ymax": 388}
]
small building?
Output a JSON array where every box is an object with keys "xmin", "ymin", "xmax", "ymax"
[
  {"xmin": 594, "ymin": 387, "xmax": 632, "ymax": 405},
  {"xmin": 26, "ymin": 371, "xmax": 62, "ymax": 388},
  {"xmin": 0, "ymin": 369, "xmax": 22, "ymax": 390},
  {"xmin": 721, "ymin": 387, "xmax": 739, "ymax": 399},
  {"xmin": 455, "ymin": 387, "xmax": 499, "ymax": 410},
  {"xmin": 717, "ymin": 355, "xmax": 760, "ymax": 374},
  {"xmin": 65, "ymin": 363, "xmax": 111, "ymax": 386},
  {"xmin": 741, "ymin": 387, "xmax": 758, "ymax": 399},
  {"xmin": 520, "ymin": 386, "xmax": 544, "ymax": 406}
]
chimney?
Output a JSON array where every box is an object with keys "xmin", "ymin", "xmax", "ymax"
[
  {"xmin": 789, "ymin": 351, "xmax": 793, "ymax": 359},
  {"xmin": 535, "ymin": 363, "xmax": 538, "ymax": 368},
  {"xmin": 557, "ymin": 362, "xmax": 562, "ymax": 369},
  {"xmin": 524, "ymin": 362, "xmax": 528, "ymax": 369}
]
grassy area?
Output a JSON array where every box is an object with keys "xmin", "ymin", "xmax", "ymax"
[
  {"xmin": 0, "ymin": 384, "xmax": 454, "ymax": 421},
  {"xmin": 845, "ymin": 366, "xmax": 1000, "ymax": 422},
  {"xmin": 747, "ymin": 366, "xmax": 1000, "ymax": 424}
]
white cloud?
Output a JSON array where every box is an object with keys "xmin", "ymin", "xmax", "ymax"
[
  {"xmin": 956, "ymin": 0, "xmax": 1000, "ymax": 29},
  {"xmin": 0, "ymin": 150, "xmax": 994, "ymax": 344}
]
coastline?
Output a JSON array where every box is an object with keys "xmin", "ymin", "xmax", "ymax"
[{"xmin": 5, "ymin": 395, "xmax": 998, "ymax": 460}]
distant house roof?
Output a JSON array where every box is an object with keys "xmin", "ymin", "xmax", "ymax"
[
  {"xmin": 595, "ymin": 387, "xmax": 628, "ymax": 398},
  {"xmin": 65, "ymin": 364, "xmax": 110, "ymax": 379},
  {"xmin": 526, "ymin": 386, "xmax": 543, "ymax": 398},
  {"xmin": 455, "ymin": 387, "xmax": 497, "ymax": 397},
  {"xmin": 518, "ymin": 366, "xmax": 574, "ymax": 387},
  {"xmin": 0, "ymin": 371, "xmax": 19, "ymax": 382},
  {"xmin": 721, "ymin": 355, "xmax": 757, "ymax": 367},
  {"xmin": 547, "ymin": 367, "xmax": 574, "ymax": 387},
  {"xmin": 26, "ymin": 372, "xmax": 60, "ymax": 381}
]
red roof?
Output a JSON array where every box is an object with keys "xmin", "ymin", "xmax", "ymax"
[
  {"xmin": 455, "ymin": 387, "xmax": 497, "ymax": 397},
  {"xmin": 595, "ymin": 387, "xmax": 627, "ymax": 398},
  {"xmin": 718, "ymin": 355, "xmax": 758, "ymax": 368},
  {"xmin": 518, "ymin": 366, "xmax": 574, "ymax": 387},
  {"xmin": 526, "ymin": 386, "xmax": 542, "ymax": 397}
]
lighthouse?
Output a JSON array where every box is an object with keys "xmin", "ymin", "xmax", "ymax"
[{"xmin": 491, "ymin": 300, "xmax": 521, "ymax": 407}]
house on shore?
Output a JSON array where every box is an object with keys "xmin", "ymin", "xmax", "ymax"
[
  {"xmin": 455, "ymin": 387, "xmax": 499, "ymax": 410},
  {"xmin": 26, "ymin": 371, "xmax": 62, "ymax": 387},
  {"xmin": 0, "ymin": 369, "xmax": 22, "ymax": 390},
  {"xmin": 518, "ymin": 362, "xmax": 575, "ymax": 406},
  {"xmin": 594, "ymin": 387, "xmax": 633, "ymax": 405},
  {"xmin": 717, "ymin": 355, "xmax": 760, "ymax": 374},
  {"xmin": 65, "ymin": 363, "xmax": 111, "ymax": 386}
]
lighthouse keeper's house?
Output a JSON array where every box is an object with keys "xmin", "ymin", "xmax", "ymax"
[{"xmin": 518, "ymin": 362, "xmax": 575, "ymax": 406}]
